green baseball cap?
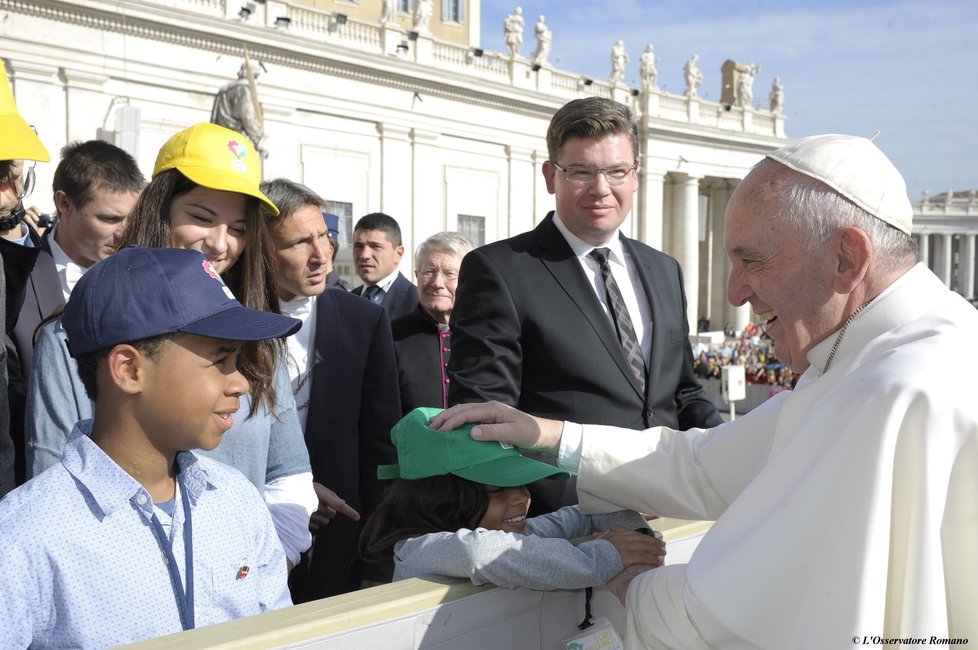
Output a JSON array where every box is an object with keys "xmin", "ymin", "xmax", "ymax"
[{"xmin": 377, "ymin": 407, "xmax": 570, "ymax": 487}]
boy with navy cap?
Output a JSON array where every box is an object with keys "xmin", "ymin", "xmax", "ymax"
[{"xmin": 0, "ymin": 246, "xmax": 301, "ymax": 648}]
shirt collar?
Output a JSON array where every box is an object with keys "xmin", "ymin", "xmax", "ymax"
[
  {"xmin": 804, "ymin": 264, "xmax": 925, "ymax": 374},
  {"xmin": 370, "ymin": 269, "xmax": 401, "ymax": 294},
  {"xmin": 60, "ymin": 419, "xmax": 213, "ymax": 517},
  {"xmin": 552, "ymin": 212, "xmax": 627, "ymax": 264},
  {"xmin": 279, "ymin": 293, "xmax": 315, "ymax": 319}
]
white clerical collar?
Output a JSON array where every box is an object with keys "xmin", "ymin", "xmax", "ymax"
[
  {"xmin": 552, "ymin": 212, "xmax": 627, "ymax": 264},
  {"xmin": 805, "ymin": 264, "xmax": 920, "ymax": 374}
]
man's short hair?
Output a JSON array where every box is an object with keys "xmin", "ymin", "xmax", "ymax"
[
  {"xmin": 52, "ymin": 140, "xmax": 144, "ymax": 209},
  {"xmin": 354, "ymin": 212, "xmax": 403, "ymax": 247},
  {"xmin": 414, "ymin": 231, "xmax": 473, "ymax": 268},
  {"xmin": 259, "ymin": 178, "xmax": 326, "ymax": 221},
  {"xmin": 546, "ymin": 97, "xmax": 639, "ymax": 162}
]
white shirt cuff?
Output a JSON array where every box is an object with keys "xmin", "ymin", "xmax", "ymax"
[
  {"xmin": 264, "ymin": 471, "xmax": 317, "ymax": 565},
  {"xmin": 557, "ymin": 421, "xmax": 584, "ymax": 474}
]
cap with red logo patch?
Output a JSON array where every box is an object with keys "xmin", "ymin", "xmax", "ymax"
[{"xmin": 62, "ymin": 246, "xmax": 300, "ymax": 357}]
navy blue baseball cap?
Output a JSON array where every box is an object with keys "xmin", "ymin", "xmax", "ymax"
[
  {"xmin": 321, "ymin": 212, "xmax": 340, "ymax": 239},
  {"xmin": 63, "ymin": 246, "xmax": 301, "ymax": 357}
]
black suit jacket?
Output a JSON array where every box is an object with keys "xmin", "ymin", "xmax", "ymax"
[
  {"xmin": 353, "ymin": 271, "xmax": 419, "ymax": 321},
  {"xmin": 288, "ymin": 287, "xmax": 401, "ymax": 601},
  {"xmin": 391, "ymin": 305, "xmax": 451, "ymax": 415},
  {"xmin": 448, "ymin": 214, "xmax": 722, "ymax": 513},
  {"xmin": 0, "ymin": 228, "xmax": 63, "ymax": 485}
]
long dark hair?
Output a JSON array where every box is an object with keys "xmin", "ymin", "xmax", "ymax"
[
  {"xmin": 360, "ymin": 475, "xmax": 490, "ymax": 562},
  {"xmin": 118, "ymin": 168, "xmax": 282, "ymax": 414}
]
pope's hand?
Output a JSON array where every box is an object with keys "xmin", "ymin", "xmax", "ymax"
[{"xmin": 428, "ymin": 401, "xmax": 564, "ymax": 454}]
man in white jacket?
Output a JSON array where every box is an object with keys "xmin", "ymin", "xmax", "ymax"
[{"xmin": 432, "ymin": 134, "xmax": 978, "ymax": 649}]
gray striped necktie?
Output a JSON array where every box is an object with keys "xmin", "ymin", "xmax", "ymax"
[{"xmin": 589, "ymin": 247, "xmax": 646, "ymax": 393}]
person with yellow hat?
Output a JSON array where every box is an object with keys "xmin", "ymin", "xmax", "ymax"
[
  {"xmin": 0, "ymin": 57, "xmax": 49, "ymax": 497},
  {"xmin": 26, "ymin": 123, "xmax": 318, "ymax": 570}
]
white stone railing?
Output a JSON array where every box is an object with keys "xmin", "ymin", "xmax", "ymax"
[{"xmin": 141, "ymin": 0, "xmax": 785, "ymax": 137}]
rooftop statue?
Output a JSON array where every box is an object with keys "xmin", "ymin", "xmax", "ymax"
[{"xmin": 504, "ymin": 7, "xmax": 525, "ymax": 58}]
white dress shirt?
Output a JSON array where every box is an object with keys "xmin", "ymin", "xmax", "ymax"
[{"xmin": 552, "ymin": 213, "xmax": 652, "ymax": 364}]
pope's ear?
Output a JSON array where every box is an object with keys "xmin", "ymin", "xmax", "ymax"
[{"xmin": 832, "ymin": 226, "xmax": 871, "ymax": 294}]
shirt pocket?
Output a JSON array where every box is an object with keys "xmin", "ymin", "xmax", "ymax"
[{"xmin": 209, "ymin": 559, "xmax": 262, "ymax": 618}]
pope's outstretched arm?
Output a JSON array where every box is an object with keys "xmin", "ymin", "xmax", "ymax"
[{"xmin": 429, "ymin": 402, "xmax": 565, "ymax": 454}]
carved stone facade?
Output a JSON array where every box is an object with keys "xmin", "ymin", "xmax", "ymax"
[
  {"xmin": 913, "ymin": 191, "xmax": 978, "ymax": 301},
  {"xmin": 1, "ymin": 0, "xmax": 789, "ymax": 328}
]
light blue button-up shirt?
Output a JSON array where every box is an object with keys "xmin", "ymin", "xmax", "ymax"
[{"xmin": 0, "ymin": 421, "xmax": 292, "ymax": 648}]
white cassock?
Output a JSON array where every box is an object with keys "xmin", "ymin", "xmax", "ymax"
[{"xmin": 572, "ymin": 264, "xmax": 978, "ymax": 649}]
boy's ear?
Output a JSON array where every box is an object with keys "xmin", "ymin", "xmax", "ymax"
[{"xmin": 104, "ymin": 344, "xmax": 145, "ymax": 395}]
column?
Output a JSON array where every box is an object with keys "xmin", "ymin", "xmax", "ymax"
[
  {"xmin": 959, "ymin": 234, "xmax": 976, "ymax": 299},
  {"xmin": 409, "ymin": 128, "xmax": 441, "ymax": 271},
  {"xmin": 918, "ymin": 232, "xmax": 930, "ymax": 268},
  {"xmin": 379, "ymin": 123, "xmax": 413, "ymax": 216},
  {"xmin": 61, "ymin": 68, "xmax": 111, "ymax": 143},
  {"xmin": 637, "ymin": 169, "xmax": 666, "ymax": 250},
  {"xmin": 940, "ymin": 234, "xmax": 953, "ymax": 287},
  {"xmin": 8, "ymin": 60, "xmax": 62, "ymax": 210},
  {"xmin": 505, "ymin": 145, "xmax": 535, "ymax": 238},
  {"xmin": 678, "ymin": 174, "xmax": 702, "ymax": 330},
  {"xmin": 709, "ymin": 182, "xmax": 735, "ymax": 332}
]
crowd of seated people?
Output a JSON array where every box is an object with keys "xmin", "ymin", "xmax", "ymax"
[{"xmin": 692, "ymin": 325, "xmax": 797, "ymax": 391}]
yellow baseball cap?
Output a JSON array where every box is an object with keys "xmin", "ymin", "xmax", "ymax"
[
  {"xmin": 0, "ymin": 59, "xmax": 50, "ymax": 162},
  {"xmin": 153, "ymin": 122, "xmax": 278, "ymax": 215}
]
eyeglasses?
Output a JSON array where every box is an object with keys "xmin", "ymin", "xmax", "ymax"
[
  {"xmin": 551, "ymin": 161, "xmax": 637, "ymax": 186},
  {"xmin": 418, "ymin": 268, "xmax": 459, "ymax": 282},
  {"xmin": 18, "ymin": 125, "xmax": 39, "ymax": 199},
  {"xmin": 19, "ymin": 159, "xmax": 36, "ymax": 199}
]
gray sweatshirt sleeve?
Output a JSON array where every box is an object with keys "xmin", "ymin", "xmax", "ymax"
[{"xmin": 392, "ymin": 507, "xmax": 625, "ymax": 590}]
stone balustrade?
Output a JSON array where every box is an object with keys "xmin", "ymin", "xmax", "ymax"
[{"xmin": 144, "ymin": 0, "xmax": 785, "ymax": 138}]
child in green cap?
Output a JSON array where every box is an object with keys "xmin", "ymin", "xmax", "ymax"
[{"xmin": 361, "ymin": 408, "xmax": 665, "ymax": 589}]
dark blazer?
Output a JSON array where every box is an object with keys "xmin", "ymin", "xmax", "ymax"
[
  {"xmin": 0, "ymin": 228, "xmax": 63, "ymax": 486},
  {"xmin": 448, "ymin": 213, "xmax": 722, "ymax": 513},
  {"xmin": 288, "ymin": 287, "xmax": 401, "ymax": 601},
  {"xmin": 391, "ymin": 304, "xmax": 451, "ymax": 415},
  {"xmin": 353, "ymin": 271, "xmax": 419, "ymax": 321}
]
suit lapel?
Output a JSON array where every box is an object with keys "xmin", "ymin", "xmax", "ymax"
[
  {"xmin": 535, "ymin": 215, "xmax": 644, "ymax": 399},
  {"xmin": 304, "ymin": 291, "xmax": 336, "ymax": 451}
]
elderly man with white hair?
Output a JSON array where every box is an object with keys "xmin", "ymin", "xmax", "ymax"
[
  {"xmin": 432, "ymin": 134, "xmax": 978, "ymax": 649},
  {"xmin": 391, "ymin": 231, "xmax": 473, "ymax": 415}
]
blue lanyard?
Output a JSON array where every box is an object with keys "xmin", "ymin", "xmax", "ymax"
[{"xmin": 149, "ymin": 473, "xmax": 195, "ymax": 630}]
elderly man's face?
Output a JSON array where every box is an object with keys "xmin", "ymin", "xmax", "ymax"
[
  {"xmin": 724, "ymin": 163, "xmax": 840, "ymax": 373},
  {"xmin": 415, "ymin": 249, "xmax": 462, "ymax": 324}
]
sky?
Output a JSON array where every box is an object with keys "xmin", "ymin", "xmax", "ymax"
[{"xmin": 479, "ymin": 0, "xmax": 978, "ymax": 200}]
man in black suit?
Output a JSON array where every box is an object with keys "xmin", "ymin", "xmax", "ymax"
[
  {"xmin": 0, "ymin": 62, "xmax": 51, "ymax": 495},
  {"xmin": 262, "ymin": 179, "xmax": 401, "ymax": 600},
  {"xmin": 448, "ymin": 97, "xmax": 722, "ymax": 514},
  {"xmin": 1, "ymin": 140, "xmax": 142, "ymax": 485},
  {"xmin": 351, "ymin": 212, "xmax": 419, "ymax": 320}
]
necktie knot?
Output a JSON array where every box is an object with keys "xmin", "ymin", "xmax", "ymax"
[
  {"xmin": 588, "ymin": 247, "xmax": 611, "ymax": 267},
  {"xmin": 363, "ymin": 285, "xmax": 383, "ymax": 303}
]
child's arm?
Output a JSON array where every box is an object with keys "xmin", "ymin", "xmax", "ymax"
[
  {"xmin": 525, "ymin": 505, "xmax": 649, "ymax": 539},
  {"xmin": 394, "ymin": 527, "xmax": 658, "ymax": 591}
]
